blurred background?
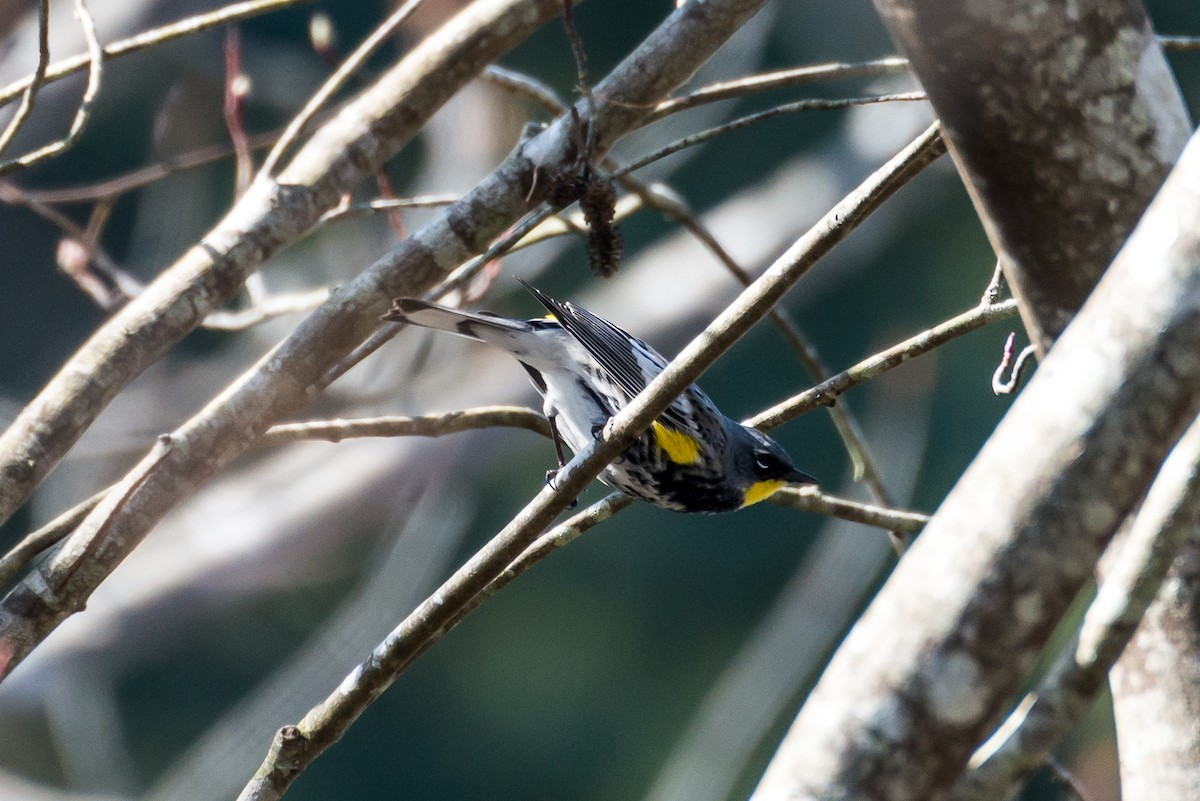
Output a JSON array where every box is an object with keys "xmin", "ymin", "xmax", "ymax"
[{"xmin": 0, "ymin": 1, "xmax": 1197, "ymax": 799}]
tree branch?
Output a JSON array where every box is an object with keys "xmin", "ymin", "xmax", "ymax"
[
  {"xmin": 951, "ymin": 411, "xmax": 1200, "ymax": 800},
  {"xmin": 870, "ymin": 0, "xmax": 1189, "ymax": 353},
  {"xmin": 0, "ymin": 0, "xmax": 566, "ymax": 528},
  {"xmin": 0, "ymin": 0, "xmax": 775, "ymax": 685},
  {"xmin": 751, "ymin": 124, "xmax": 1200, "ymax": 801},
  {"xmin": 231, "ymin": 121, "xmax": 941, "ymax": 800}
]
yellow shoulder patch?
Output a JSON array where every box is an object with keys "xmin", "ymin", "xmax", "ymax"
[
  {"xmin": 651, "ymin": 421, "xmax": 702, "ymax": 465},
  {"xmin": 741, "ymin": 479, "xmax": 785, "ymax": 508}
]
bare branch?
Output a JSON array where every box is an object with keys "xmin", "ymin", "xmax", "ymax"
[
  {"xmin": 748, "ymin": 297, "xmax": 1018, "ymax": 430},
  {"xmin": 871, "ymin": 0, "xmax": 1189, "ymax": 353},
  {"xmin": 201, "ymin": 288, "xmax": 331, "ymax": 331},
  {"xmin": 770, "ymin": 489, "xmax": 927, "ymax": 534},
  {"xmin": 232, "ymin": 121, "xmax": 941, "ymax": 801},
  {"xmin": 0, "ymin": 0, "xmax": 103, "ymax": 176},
  {"xmin": 0, "ymin": 0, "xmax": 318, "ymax": 112},
  {"xmin": 0, "ymin": 0, "xmax": 568, "ymax": 529},
  {"xmin": 259, "ymin": 0, "xmax": 429, "ymax": 176},
  {"xmin": 951, "ymin": 410, "xmax": 1200, "ymax": 800},
  {"xmin": 613, "ymin": 92, "xmax": 928, "ymax": 178},
  {"xmin": 751, "ymin": 124, "xmax": 1200, "ymax": 801},
  {"xmin": 0, "ymin": 0, "xmax": 51, "ymax": 161},
  {"xmin": 649, "ymin": 57, "xmax": 912, "ymax": 121},
  {"xmin": 260, "ymin": 407, "xmax": 552, "ymax": 444},
  {"xmin": 0, "ymin": 490, "xmax": 105, "ymax": 588}
]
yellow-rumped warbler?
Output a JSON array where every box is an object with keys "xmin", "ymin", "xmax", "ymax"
[{"xmin": 383, "ymin": 281, "xmax": 816, "ymax": 513}]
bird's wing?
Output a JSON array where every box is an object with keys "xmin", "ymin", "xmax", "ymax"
[{"xmin": 519, "ymin": 280, "xmax": 724, "ymax": 443}]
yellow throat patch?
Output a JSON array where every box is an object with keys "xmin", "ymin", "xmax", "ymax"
[
  {"xmin": 651, "ymin": 421, "xmax": 702, "ymax": 465},
  {"xmin": 741, "ymin": 480, "xmax": 785, "ymax": 508}
]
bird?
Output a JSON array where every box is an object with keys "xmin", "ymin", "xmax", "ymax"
[{"xmin": 382, "ymin": 280, "xmax": 816, "ymax": 513}]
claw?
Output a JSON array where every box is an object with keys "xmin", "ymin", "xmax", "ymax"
[{"xmin": 544, "ymin": 469, "xmax": 578, "ymax": 509}]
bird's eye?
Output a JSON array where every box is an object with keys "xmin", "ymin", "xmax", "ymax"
[{"xmin": 753, "ymin": 451, "xmax": 776, "ymax": 472}]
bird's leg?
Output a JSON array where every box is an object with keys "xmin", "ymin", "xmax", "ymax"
[{"xmin": 544, "ymin": 414, "xmax": 577, "ymax": 509}]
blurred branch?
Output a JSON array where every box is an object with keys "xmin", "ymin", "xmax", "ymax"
[
  {"xmin": 0, "ymin": 0, "xmax": 318, "ymax": 112},
  {"xmin": 748, "ymin": 297, "xmax": 1018, "ymax": 430},
  {"xmin": 0, "ymin": 0, "xmax": 567, "ymax": 530},
  {"xmin": 1161, "ymin": 35, "xmax": 1200, "ymax": 52},
  {"xmin": 223, "ymin": 26, "xmax": 254, "ymax": 197},
  {"xmin": 0, "ymin": 0, "xmax": 103, "ymax": 177},
  {"xmin": 201, "ymin": 289, "xmax": 332, "ymax": 331},
  {"xmin": 0, "ymin": 489, "xmax": 105, "ymax": 589},
  {"xmin": 0, "ymin": 0, "xmax": 50, "ymax": 161},
  {"xmin": 19, "ymin": 125, "xmax": 290, "ymax": 204},
  {"xmin": 318, "ymin": 194, "xmax": 459, "ymax": 223},
  {"xmin": 234, "ymin": 120, "xmax": 942, "ymax": 800},
  {"xmin": 319, "ymin": 198, "xmax": 564, "ymax": 389},
  {"xmin": 0, "ymin": 0, "xmax": 776, "ymax": 692},
  {"xmin": 0, "ymin": 179, "xmax": 136, "ymax": 294},
  {"xmin": 259, "ymin": 0, "xmax": 428, "ymax": 176},
  {"xmin": 949, "ymin": 413, "xmax": 1200, "ymax": 801}
]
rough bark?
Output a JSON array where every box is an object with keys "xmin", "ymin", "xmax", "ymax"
[
  {"xmin": 749, "ymin": 2, "xmax": 1197, "ymax": 799},
  {"xmin": 1110, "ymin": 544, "xmax": 1200, "ymax": 800},
  {"xmin": 750, "ymin": 122, "xmax": 1200, "ymax": 801},
  {"xmin": 872, "ymin": 0, "xmax": 1189, "ymax": 352}
]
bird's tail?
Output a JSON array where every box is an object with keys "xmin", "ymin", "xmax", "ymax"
[{"xmin": 382, "ymin": 298, "xmax": 532, "ymax": 345}]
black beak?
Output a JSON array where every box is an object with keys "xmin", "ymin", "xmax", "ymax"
[{"xmin": 784, "ymin": 467, "xmax": 819, "ymax": 487}]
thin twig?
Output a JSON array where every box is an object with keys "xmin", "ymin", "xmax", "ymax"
[
  {"xmin": 318, "ymin": 194, "xmax": 460, "ymax": 223},
  {"xmin": 260, "ymin": 409, "xmax": 924, "ymax": 532},
  {"xmin": 261, "ymin": 407, "xmax": 552, "ymax": 444},
  {"xmin": 0, "ymin": 0, "xmax": 104, "ymax": 176},
  {"xmin": 0, "ymin": 0, "xmax": 317, "ymax": 112},
  {"xmin": 613, "ymin": 92, "xmax": 928, "ymax": 178},
  {"xmin": 632, "ymin": 184, "xmax": 894, "ymax": 495},
  {"xmin": 769, "ymin": 488, "xmax": 927, "ymax": 532},
  {"xmin": 992, "ymin": 331, "xmax": 1037, "ymax": 395},
  {"xmin": 560, "ymin": 0, "xmax": 595, "ymax": 156},
  {"xmin": 480, "ymin": 64, "xmax": 567, "ymax": 116},
  {"xmin": 320, "ymin": 201, "xmax": 562, "ymax": 389},
  {"xmin": 235, "ymin": 122, "xmax": 946, "ymax": 801},
  {"xmin": 202, "ymin": 288, "xmax": 331, "ymax": 331},
  {"xmin": 0, "ymin": 0, "xmax": 51, "ymax": 160},
  {"xmin": 0, "ymin": 179, "xmax": 139, "ymax": 299},
  {"xmin": 20, "ymin": 125, "xmax": 292, "ymax": 204},
  {"xmin": 1161, "ymin": 35, "xmax": 1200, "ymax": 52},
  {"xmin": 748, "ymin": 297, "xmax": 1019, "ymax": 430},
  {"xmin": 223, "ymin": 26, "xmax": 255, "ymax": 197},
  {"xmin": 0, "ymin": 489, "xmax": 106, "ymax": 589},
  {"xmin": 1045, "ymin": 758, "xmax": 1098, "ymax": 801},
  {"xmin": 259, "ymin": 0, "xmax": 428, "ymax": 176},
  {"xmin": 648, "ymin": 57, "xmax": 913, "ymax": 121}
]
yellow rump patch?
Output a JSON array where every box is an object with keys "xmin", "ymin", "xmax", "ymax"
[
  {"xmin": 741, "ymin": 479, "xmax": 785, "ymax": 508},
  {"xmin": 541, "ymin": 313, "xmax": 558, "ymax": 322},
  {"xmin": 651, "ymin": 421, "xmax": 702, "ymax": 465}
]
